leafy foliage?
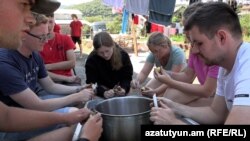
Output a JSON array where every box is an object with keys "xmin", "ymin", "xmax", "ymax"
[
  {"xmin": 170, "ymin": 35, "xmax": 185, "ymax": 43},
  {"xmin": 172, "ymin": 6, "xmax": 186, "ymax": 23},
  {"xmin": 70, "ymin": 0, "xmax": 121, "ymax": 34},
  {"xmin": 239, "ymin": 14, "xmax": 250, "ymax": 38},
  {"xmin": 106, "ymin": 15, "xmax": 122, "ymax": 34},
  {"xmin": 70, "ymin": 0, "xmax": 113, "ymax": 18}
]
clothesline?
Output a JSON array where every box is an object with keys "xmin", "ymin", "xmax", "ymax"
[{"xmin": 102, "ymin": 0, "xmax": 176, "ymax": 26}]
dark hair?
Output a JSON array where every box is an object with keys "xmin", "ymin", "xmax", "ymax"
[
  {"xmin": 182, "ymin": 2, "xmax": 205, "ymax": 22},
  {"xmin": 184, "ymin": 2, "xmax": 242, "ymax": 39},
  {"xmin": 71, "ymin": 14, "xmax": 78, "ymax": 19},
  {"xmin": 93, "ymin": 32, "xmax": 122, "ymax": 70},
  {"xmin": 147, "ymin": 32, "xmax": 172, "ymax": 49},
  {"xmin": 182, "ymin": 2, "xmax": 205, "ymax": 43}
]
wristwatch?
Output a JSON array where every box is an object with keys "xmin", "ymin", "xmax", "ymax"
[{"xmin": 76, "ymin": 138, "xmax": 89, "ymax": 141}]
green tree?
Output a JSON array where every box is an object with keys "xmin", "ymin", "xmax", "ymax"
[
  {"xmin": 70, "ymin": 0, "xmax": 114, "ymax": 17},
  {"xmin": 70, "ymin": 0, "xmax": 122, "ymax": 34},
  {"xmin": 240, "ymin": 14, "xmax": 250, "ymax": 37},
  {"xmin": 106, "ymin": 15, "xmax": 122, "ymax": 34}
]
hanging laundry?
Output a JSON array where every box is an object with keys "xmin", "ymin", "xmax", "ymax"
[
  {"xmin": 121, "ymin": 9, "xmax": 129, "ymax": 34},
  {"xmin": 145, "ymin": 20, "xmax": 151, "ymax": 34},
  {"xmin": 150, "ymin": 23, "xmax": 164, "ymax": 33},
  {"xmin": 148, "ymin": 0, "xmax": 176, "ymax": 26},
  {"xmin": 102, "ymin": 0, "xmax": 124, "ymax": 9},
  {"xmin": 132, "ymin": 14, "xmax": 139, "ymax": 25},
  {"xmin": 124, "ymin": 0, "xmax": 149, "ymax": 16},
  {"xmin": 112, "ymin": 7, "xmax": 123, "ymax": 14}
]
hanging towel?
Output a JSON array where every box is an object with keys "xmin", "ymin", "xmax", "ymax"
[
  {"xmin": 121, "ymin": 9, "xmax": 129, "ymax": 34},
  {"xmin": 148, "ymin": 0, "xmax": 176, "ymax": 26},
  {"xmin": 124, "ymin": 0, "xmax": 149, "ymax": 16},
  {"xmin": 133, "ymin": 15, "xmax": 139, "ymax": 25}
]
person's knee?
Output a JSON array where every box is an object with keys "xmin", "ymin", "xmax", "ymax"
[
  {"xmin": 146, "ymin": 78, "xmax": 161, "ymax": 88},
  {"xmin": 164, "ymin": 88, "xmax": 196, "ymax": 104},
  {"xmin": 164, "ymin": 88, "xmax": 179, "ymax": 99}
]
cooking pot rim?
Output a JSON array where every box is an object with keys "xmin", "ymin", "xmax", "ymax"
[{"xmin": 94, "ymin": 96, "xmax": 152, "ymax": 117}]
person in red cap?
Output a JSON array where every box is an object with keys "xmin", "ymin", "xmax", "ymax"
[{"xmin": 0, "ymin": 1, "xmax": 102, "ymax": 141}]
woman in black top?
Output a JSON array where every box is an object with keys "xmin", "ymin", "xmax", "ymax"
[{"xmin": 85, "ymin": 32, "xmax": 133, "ymax": 98}]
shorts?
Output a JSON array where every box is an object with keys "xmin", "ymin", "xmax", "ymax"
[{"xmin": 71, "ymin": 36, "xmax": 82, "ymax": 44}]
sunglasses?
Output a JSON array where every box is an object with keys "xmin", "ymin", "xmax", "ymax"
[{"xmin": 26, "ymin": 31, "xmax": 52, "ymax": 42}]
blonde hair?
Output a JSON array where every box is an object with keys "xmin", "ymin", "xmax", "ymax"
[
  {"xmin": 30, "ymin": 13, "xmax": 48, "ymax": 29},
  {"xmin": 147, "ymin": 32, "xmax": 172, "ymax": 49}
]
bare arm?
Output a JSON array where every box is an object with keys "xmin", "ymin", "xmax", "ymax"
[
  {"xmin": 47, "ymin": 71, "xmax": 72, "ymax": 82},
  {"xmin": 171, "ymin": 63, "xmax": 186, "ymax": 73},
  {"xmin": 168, "ymin": 95, "xmax": 228, "ymax": 124},
  {"xmin": 225, "ymin": 106, "xmax": 250, "ymax": 124},
  {"xmin": 10, "ymin": 88, "xmax": 92, "ymax": 111},
  {"xmin": 155, "ymin": 67, "xmax": 216, "ymax": 97},
  {"xmin": 0, "ymin": 102, "xmax": 90, "ymax": 132},
  {"xmin": 47, "ymin": 71, "xmax": 80, "ymax": 84},
  {"xmin": 45, "ymin": 49, "xmax": 76, "ymax": 71},
  {"xmin": 39, "ymin": 76, "xmax": 81, "ymax": 94},
  {"xmin": 166, "ymin": 76, "xmax": 216, "ymax": 97},
  {"xmin": 80, "ymin": 113, "xmax": 103, "ymax": 141},
  {"xmin": 136, "ymin": 62, "xmax": 154, "ymax": 84},
  {"xmin": 171, "ymin": 67, "xmax": 196, "ymax": 83},
  {"xmin": 152, "ymin": 64, "xmax": 194, "ymax": 95}
]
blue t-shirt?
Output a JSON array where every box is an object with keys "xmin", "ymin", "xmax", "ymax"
[
  {"xmin": 0, "ymin": 48, "xmax": 47, "ymax": 107},
  {"xmin": 146, "ymin": 46, "xmax": 187, "ymax": 70}
]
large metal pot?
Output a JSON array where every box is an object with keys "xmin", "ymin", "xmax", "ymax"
[{"xmin": 95, "ymin": 96, "xmax": 152, "ymax": 141}]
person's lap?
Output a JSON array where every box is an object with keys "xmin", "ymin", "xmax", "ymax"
[
  {"xmin": 0, "ymin": 87, "xmax": 73, "ymax": 141},
  {"xmin": 0, "ymin": 105, "xmax": 70, "ymax": 141},
  {"xmin": 0, "ymin": 122, "xmax": 68, "ymax": 141},
  {"xmin": 0, "ymin": 104, "xmax": 71, "ymax": 141}
]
